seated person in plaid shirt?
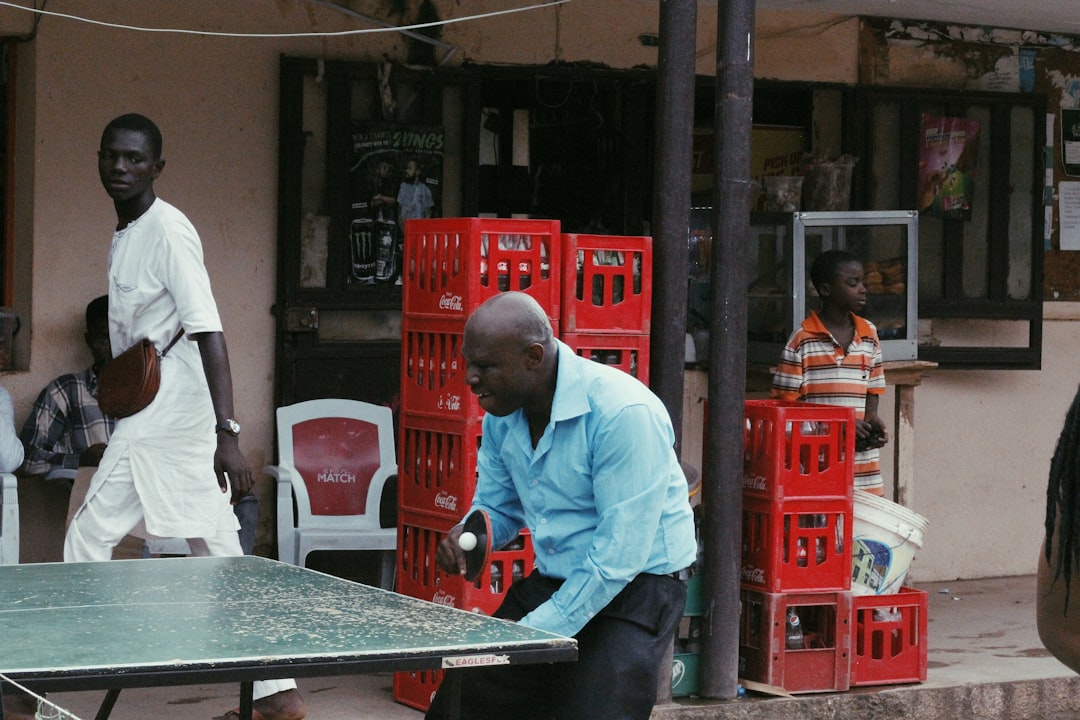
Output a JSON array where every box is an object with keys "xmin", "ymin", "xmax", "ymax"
[{"xmin": 19, "ymin": 295, "xmax": 113, "ymax": 480}]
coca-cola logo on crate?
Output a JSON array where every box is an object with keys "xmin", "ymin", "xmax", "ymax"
[
  {"xmin": 435, "ymin": 491, "xmax": 459, "ymax": 512},
  {"xmin": 741, "ymin": 567, "xmax": 766, "ymax": 585},
  {"xmin": 437, "ymin": 394, "xmax": 462, "ymax": 411},
  {"xmin": 432, "ymin": 589, "xmax": 457, "ymax": 607},
  {"xmin": 438, "ymin": 293, "xmax": 463, "ymax": 312}
]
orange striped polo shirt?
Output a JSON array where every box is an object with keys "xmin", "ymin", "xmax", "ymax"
[{"xmin": 770, "ymin": 310, "xmax": 886, "ymax": 495}]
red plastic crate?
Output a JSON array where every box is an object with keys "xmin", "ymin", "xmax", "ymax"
[
  {"xmin": 739, "ymin": 588, "xmax": 853, "ymax": 693},
  {"xmin": 394, "ymin": 519, "xmax": 534, "ymax": 713},
  {"xmin": 394, "ymin": 667, "xmax": 443, "ymax": 712},
  {"xmin": 398, "ymin": 414, "xmax": 482, "ymax": 521},
  {"xmin": 743, "ymin": 400, "xmax": 855, "ymax": 502},
  {"xmin": 396, "ymin": 510, "xmax": 535, "ymax": 616},
  {"xmin": 851, "ymin": 587, "xmax": 928, "ymax": 686},
  {"xmin": 400, "ymin": 312, "xmax": 560, "ymax": 425},
  {"xmin": 741, "ymin": 495, "xmax": 853, "ymax": 593},
  {"xmin": 400, "ymin": 317, "xmax": 481, "ymax": 423},
  {"xmin": 402, "ymin": 217, "xmax": 561, "ymax": 321},
  {"xmin": 561, "ymin": 332, "xmax": 650, "ymax": 384},
  {"xmin": 561, "ymin": 234, "xmax": 652, "ymax": 335}
]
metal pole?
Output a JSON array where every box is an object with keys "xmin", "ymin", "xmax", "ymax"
[
  {"xmin": 651, "ymin": 3, "xmax": 697, "ymax": 703},
  {"xmin": 649, "ymin": 0, "xmax": 697, "ymax": 451},
  {"xmin": 700, "ymin": 0, "xmax": 755, "ymax": 700}
]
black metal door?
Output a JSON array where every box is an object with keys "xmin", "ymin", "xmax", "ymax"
[{"xmin": 276, "ymin": 57, "xmax": 480, "ymax": 408}]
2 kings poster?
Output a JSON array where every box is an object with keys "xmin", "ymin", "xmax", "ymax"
[{"xmin": 350, "ymin": 123, "xmax": 444, "ymax": 284}]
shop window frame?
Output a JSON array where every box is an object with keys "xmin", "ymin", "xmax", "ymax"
[{"xmin": 847, "ymin": 86, "xmax": 1045, "ymax": 370}]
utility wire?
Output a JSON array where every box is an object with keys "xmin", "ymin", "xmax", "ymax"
[{"xmin": 0, "ymin": 0, "xmax": 575, "ymax": 39}]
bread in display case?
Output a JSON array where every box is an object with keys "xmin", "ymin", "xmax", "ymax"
[{"xmin": 688, "ymin": 209, "xmax": 919, "ymax": 365}]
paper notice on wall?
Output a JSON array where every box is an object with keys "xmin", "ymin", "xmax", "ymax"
[
  {"xmin": 969, "ymin": 53, "xmax": 1019, "ymax": 93},
  {"xmin": 1048, "ymin": 113, "xmax": 1056, "ymax": 248},
  {"xmin": 1062, "ymin": 109, "xmax": 1080, "ymax": 177},
  {"xmin": 1059, "ymin": 182, "xmax": 1080, "ymax": 250}
]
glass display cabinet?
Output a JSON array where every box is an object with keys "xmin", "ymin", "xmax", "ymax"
[{"xmin": 689, "ymin": 210, "xmax": 919, "ymax": 365}]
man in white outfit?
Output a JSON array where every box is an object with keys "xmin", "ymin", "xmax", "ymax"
[{"xmin": 63, "ymin": 113, "xmax": 305, "ymax": 720}]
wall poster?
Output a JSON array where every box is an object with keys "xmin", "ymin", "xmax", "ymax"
[
  {"xmin": 349, "ymin": 123, "xmax": 444, "ymax": 284},
  {"xmin": 1060, "ymin": 109, "xmax": 1080, "ymax": 178},
  {"xmin": 917, "ymin": 113, "xmax": 981, "ymax": 221}
]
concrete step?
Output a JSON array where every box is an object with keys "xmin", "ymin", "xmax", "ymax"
[
  {"xmin": 654, "ymin": 676, "xmax": 1080, "ymax": 719},
  {"xmin": 649, "ymin": 574, "xmax": 1080, "ymax": 720}
]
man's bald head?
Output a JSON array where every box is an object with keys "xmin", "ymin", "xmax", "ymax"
[{"xmin": 465, "ymin": 292, "xmax": 554, "ymax": 349}]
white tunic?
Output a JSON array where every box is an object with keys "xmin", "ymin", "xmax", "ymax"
[{"xmin": 91, "ymin": 198, "xmax": 237, "ymax": 539}]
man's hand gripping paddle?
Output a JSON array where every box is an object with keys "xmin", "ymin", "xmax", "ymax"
[{"xmin": 459, "ymin": 509, "xmax": 493, "ymax": 582}]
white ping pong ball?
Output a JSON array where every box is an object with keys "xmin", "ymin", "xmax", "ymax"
[{"xmin": 459, "ymin": 531, "xmax": 478, "ymax": 551}]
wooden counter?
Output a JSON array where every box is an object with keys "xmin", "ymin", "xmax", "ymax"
[{"xmin": 882, "ymin": 359, "xmax": 938, "ymax": 507}]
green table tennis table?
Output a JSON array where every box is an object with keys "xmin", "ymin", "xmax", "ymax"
[{"xmin": 0, "ymin": 556, "xmax": 576, "ymax": 720}]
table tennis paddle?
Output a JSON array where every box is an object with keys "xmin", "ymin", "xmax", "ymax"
[{"xmin": 460, "ymin": 508, "xmax": 492, "ymax": 582}]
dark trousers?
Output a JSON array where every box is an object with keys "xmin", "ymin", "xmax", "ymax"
[
  {"xmin": 233, "ymin": 493, "xmax": 259, "ymax": 555},
  {"xmin": 425, "ymin": 569, "xmax": 688, "ymax": 720}
]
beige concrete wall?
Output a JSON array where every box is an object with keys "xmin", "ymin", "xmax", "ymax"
[
  {"xmin": 755, "ymin": 12, "xmax": 860, "ymax": 82},
  {"xmin": 0, "ymin": 1, "xmax": 36, "ymax": 36},
  {"xmin": 443, "ymin": 3, "xmax": 859, "ymax": 81},
  {"xmin": 905, "ymin": 305, "xmax": 1080, "ymax": 582}
]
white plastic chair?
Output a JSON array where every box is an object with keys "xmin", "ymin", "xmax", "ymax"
[
  {"xmin": 269, "ymin": 399, "xmax": 397, "ymax": 589},
  {"xmin": 0, "ymin": 473, "xmax": 18, "ymax": 564}
]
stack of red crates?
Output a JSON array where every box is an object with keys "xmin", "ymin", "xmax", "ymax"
[
  {"xmin": 394, "ymin": 217, "xmax": 561, "ymax": 711},
  {"xmin": 560, "ymin": 234, "xmax": 652, "ymax": 383},
  {"xmin": 739, "ymin": 399, "xmax": 856, "ymax": 693},
  {"xmin": 394, "ymin": 221, "xmax": 655, "ymax": 710},
  {"xmin": 738, "ymin": 399, "xmax": 928, "ymax": 693}
]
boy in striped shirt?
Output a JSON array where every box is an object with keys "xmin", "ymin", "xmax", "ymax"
[{"xmin": 770, "ymin": 249, "xmax": 888, "ymax": 495}]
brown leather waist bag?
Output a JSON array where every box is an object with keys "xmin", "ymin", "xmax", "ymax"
[{"xmin": 98, "ymin": 329, "xmax": 184, "ymax": 418}]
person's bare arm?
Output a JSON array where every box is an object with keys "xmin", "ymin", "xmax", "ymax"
[
  {"xmin": 859, "ymin": 393, "xmax": 888, "ymax": 448},
  {"xmin": 195, "ymin": 331, "xmax": 252, "ymax": 498}
]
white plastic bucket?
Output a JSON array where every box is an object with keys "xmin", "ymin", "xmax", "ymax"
[{"xmin": 851, "ymin": 490, "xmax": 929, "ymax": 596}]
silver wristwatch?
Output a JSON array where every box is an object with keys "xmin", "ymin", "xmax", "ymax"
[{"xmin": 215, "ymin": 418, "xmax": 241, "ymax": 436}]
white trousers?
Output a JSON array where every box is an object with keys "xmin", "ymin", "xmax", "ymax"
[{"xmin": 64, "ymin": 456, "xmax": 297, "ymax": 701}]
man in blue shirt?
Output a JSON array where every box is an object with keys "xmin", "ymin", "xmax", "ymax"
[{"xmin": 426, "ymin": 291, "xmax": 697, "ymax": 720}]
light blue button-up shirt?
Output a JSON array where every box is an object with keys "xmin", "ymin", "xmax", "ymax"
[{"xmin": 469, "ymin": 340, "xmax": 697, "ymax": 638}]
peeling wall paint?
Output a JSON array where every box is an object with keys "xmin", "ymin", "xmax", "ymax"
[
  {"xmin": 1047, "ymin": 70, "xmax": 1080, "ymax": 109},
  {"xmin": 861, "ymin": 18, "xmax": 1020, "ymax": 90}
]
